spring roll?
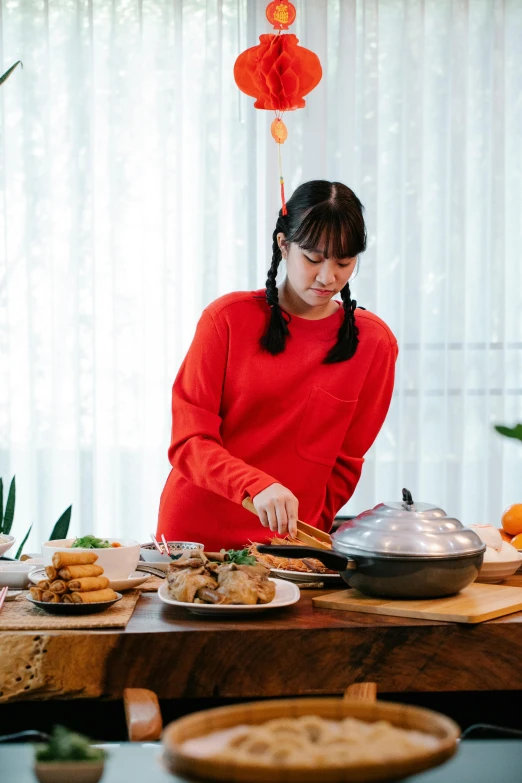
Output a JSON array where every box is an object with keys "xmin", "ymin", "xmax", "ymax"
[
  {"xmin": 52, "ymin": 550, "xmax": 98, "ymax": 568},
  {"xmin": 70, "ymin": 588, "xmax": 117, "ymax": 604},
  {"xmin": 30, "ymin": 587, "xmax": 45, "ymax": 601},
  {"xmin": 42, "ymin": 590, "xmax": 61, "ymax": 603},
  {"xmin": 45, "ymin": 566, "xmax": 57, "ymax": 580},
  {"xmin": 58, "ymin": 564, "xmax": 104, "ymax": 580},
  {"xmin": 62, "ymin": 594, "xmax": 74, "ymax": 603},
  {"xmin": 68, "ymin": 576, "xmax": 109, "ymax": 592},
  {"xmin": 37, "ymin": 579, "xmax": 51, "ymax": 590},
  {"xmin": 49, "ymin": 580, "xmax": 69, "ymax": 595}
]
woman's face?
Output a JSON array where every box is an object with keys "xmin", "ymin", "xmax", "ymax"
[{"xmin": 277, "ymin": 232, "xmax": 357, "ymax": 311}]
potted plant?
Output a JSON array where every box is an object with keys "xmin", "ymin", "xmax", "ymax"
[
  {"xmin": 0, "ymin": 60, "xmax": 23, "ymax": 86},
  {"xmin": 34, "ymin": 725, "xmax": 106, "ymax": 783},
  {"xmin": 495, "ymin": 423, "xmax": 522, "ymax": 445},
  {"xmin": 1, "ymin": 475, "xmax": 72, "ymax": 559}
]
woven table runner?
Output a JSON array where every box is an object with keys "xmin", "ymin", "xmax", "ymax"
[
  {"xmin": 0, "ymin": 589, "xmax": 141, "ymax": 631},
  {"xmin": 138, "ymin": 575, "xmax": 164, "ymax": 592}
]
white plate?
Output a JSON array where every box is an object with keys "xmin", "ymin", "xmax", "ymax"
[
  {"xmin": 28, "ymin": 568, "xmax": 149, "ymax": 592},
  {"xmin": 157, "ymin": 578, "xmax": 300, "ymax": 615},
  {"xmin": 270, "ymin": 567, "xmax": 342, "ymax": 583}
]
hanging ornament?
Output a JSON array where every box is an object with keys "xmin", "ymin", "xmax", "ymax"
[{"xmin": 234, "ymin": 2, "xmax": 322, "ymax": 215}]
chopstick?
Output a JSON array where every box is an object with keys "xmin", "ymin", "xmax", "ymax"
[
  {"xmin": 149, "ymin": 533, "xmax": 164, "ymax": 555},
  {"xmin": 161, "ymin": 534, "xmax": 171, "ymax": 557},
  {"xmin": 0, "ymin": 585, "xmax": 8, "ymax": 612},
  {"xmin": 241, "ymin": 497, "xmax": 331, "ymax": 550}
]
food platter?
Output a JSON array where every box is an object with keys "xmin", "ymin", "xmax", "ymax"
[
  {"xmin": 157, "ymin": 578, "xmax": 300, "ymax": 615},
  {"xmin": 269, "ymin": 568, "xmax": 342, "ymax": 583},
  {"xmin": 28, "ymin": 567, "xmax": 149, "ymax": 592}
]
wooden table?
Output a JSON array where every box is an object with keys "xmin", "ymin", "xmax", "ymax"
[
  {"xmin": 2, "ymin": 589, "xmax": 522, "ymax": 703},
  {"xmin": 2, "ymin": 741, "xmax": 522, "ymax": 783}
]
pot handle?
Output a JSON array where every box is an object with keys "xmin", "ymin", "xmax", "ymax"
[{"xmin": 256, "ymin": 544, "xmax": 356, "ymax": 571}]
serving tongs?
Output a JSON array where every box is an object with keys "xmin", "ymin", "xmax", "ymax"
[{"xmin": 242, "ymin": 497, "xmax": 332, "ymax": 550}]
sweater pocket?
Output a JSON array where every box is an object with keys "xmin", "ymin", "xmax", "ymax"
[{"xmin": 296, "ymin": 387, "xmax": 358, "ymax": 467}]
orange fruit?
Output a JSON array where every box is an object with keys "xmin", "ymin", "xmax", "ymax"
[
  {"xmin": 501, "ymin": 504, "xmax": 522, "ymax": 536},
  {"xmin": 510, "ymin": 533, "xmax": 522, "ymax": 550},
  {"xmin": 500, "ymin": 529, "xmax": 514, "ymax": 543}
]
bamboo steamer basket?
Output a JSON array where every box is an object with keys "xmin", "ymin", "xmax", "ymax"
[{"xmin": 162, "ymin": 683, "xmax": 459, "ymax": 782}]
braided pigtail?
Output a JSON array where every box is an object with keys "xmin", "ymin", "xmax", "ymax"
[
  {"xmin": 323, "ymin": 283, "xmax": 359, "ymax": 363},
  {"xmin": 259, "ymin": 222, "xmax": 291, "ymax": 355}
]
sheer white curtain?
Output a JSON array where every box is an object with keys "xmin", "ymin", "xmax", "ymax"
[{"xmin": 1, "ymin": 0, "xmax": 521, "ymax": 549}]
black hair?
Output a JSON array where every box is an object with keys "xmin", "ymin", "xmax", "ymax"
[{"xmin": 260, "ymin": 180, "xmax": 367, "ymax": 363}]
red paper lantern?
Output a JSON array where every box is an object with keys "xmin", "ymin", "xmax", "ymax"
[
  {"xmin": 233, "ymin": 33, "xmax": 322, "ymax": 113},
  {"xmin": 233, "ymin": 2, "xmax": 322, "ymax": 214}
]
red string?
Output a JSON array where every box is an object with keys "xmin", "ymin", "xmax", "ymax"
[{"xmin": 280, "ymin": 177, "xmax": 287, "ymax": 215}]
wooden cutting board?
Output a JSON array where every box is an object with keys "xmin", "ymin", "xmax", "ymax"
[{"xmin": 312, "ymin": 582, "xmax": 522, "ymax": 624}]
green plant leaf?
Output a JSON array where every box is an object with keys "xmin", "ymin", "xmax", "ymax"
[
  {"xmin": 0, "ymin": 478, "xmax": 3, "ymax": 535},
  {"xmin": 3, "ymin": 477, "xmax": 16, "ymax": 535},
  {"xmin": 494, "ymin": 424, "xmax": 522, "ymax": 443},
  {"xmin": 0, "ymin": 61, "xmax": 23, "ymax": 86},
  {"xmin": 15, "ymin": 524, "xmax": 32, "ymax": 560},
  {"xmin": 49, "ymin": 505, "xmax": 72, "ymax": 540}
]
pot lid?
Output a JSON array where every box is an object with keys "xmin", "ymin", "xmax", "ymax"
[{"xmin": 332, "ymin": 488, "xmax": 486, "ymax": 560}]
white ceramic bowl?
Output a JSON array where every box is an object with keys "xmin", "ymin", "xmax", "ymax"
[
  {"xmin": 42, "ymin": 538, "xmax": 140, "ymax": 580},
  {"xmin": 0, "ymin": 562, "xmax": 33, "ymax": 588},
  {"xmin": 476, "ymin": 552, "xmax": 522, "ymax": 583},
  {"xmin": 0, "ymin": 534, "xmax": 16, "ymax": 558},
  {"xmin": 140, "ymin": 541, "xmax": 204, "ymax": 564}
]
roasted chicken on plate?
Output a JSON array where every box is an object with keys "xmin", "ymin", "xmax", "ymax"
[{"xmin": 167, "ymin": 550, "xmax": 276, "ymax": 605}]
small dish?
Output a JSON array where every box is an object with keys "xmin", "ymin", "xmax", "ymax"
[
  {"xmin": 0, "ymin": 562, "xmax": 34, "ymax": 588},
  {"xmin": 270, "ymin": 567, "xmax": 342, "ymax": 583},
  {"xmin": 0, "ymin": 534, "xmax": 15, "ymax": 558},
  {"xmin": 140, "ymin": 541, "xmax": 204, "ymax": 565},
  {"xmin": 157, "ymin": 578, "xmax": 300, "ymax": 616},
  {"xmin": 28, "ymin": 568, "xmax": 149, "ymax": 592},
  {"xmin": 26, "ymin": 592, "xmax": 123, "ymax": 615}
]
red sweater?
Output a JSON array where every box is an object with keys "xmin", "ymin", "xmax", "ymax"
[{"xmin": 158, "ymin": 290, "xmax": 398, "ymax": 551}]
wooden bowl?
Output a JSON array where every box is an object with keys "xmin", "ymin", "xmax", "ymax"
[{"xmin": 162, "ymin": 696, "xmax": 460, "ymax": 783}]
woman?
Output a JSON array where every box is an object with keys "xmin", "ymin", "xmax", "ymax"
[{"xmin": 157, "ymin": 180, "xmax": 398, "ymax": 551}]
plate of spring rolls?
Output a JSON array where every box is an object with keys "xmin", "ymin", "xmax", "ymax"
[
  {"xmin": 28, "ymin": 567, "xmax": 149, "ymax": 592},
  {"xmin": 26, "ymin": 549, "xmax": 123, "ymax": 614}
]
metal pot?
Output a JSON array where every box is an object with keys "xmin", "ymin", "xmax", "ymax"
[{"xmin": 259, "ymin": 489, "xmax": 486, "ymax": 599}]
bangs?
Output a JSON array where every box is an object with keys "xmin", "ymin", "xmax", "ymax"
[{"xmin": 288, "ymin": 203, "xmax": 366, "ymax": 259}]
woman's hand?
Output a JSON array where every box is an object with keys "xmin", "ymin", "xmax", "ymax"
[{"xmin": 252, "ymin": 483, "xmax": 299, "ymax": 538}]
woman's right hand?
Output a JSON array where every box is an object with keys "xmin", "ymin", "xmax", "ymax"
[{"xmin": 252, "ymin": 483, "xmax": 299, "ymax": 538}]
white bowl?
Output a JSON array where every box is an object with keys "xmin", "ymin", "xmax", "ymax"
[
  {"xmin": 0, "ymin": 534, "xmax": 16, "ymax": 558},
  {"xmin": 0, "ymin": 562, "xmax": 33, "ymax": 588},
  {"xmin": 140, "ymin": 541, "xmax": 204, "ymax": 564},
  {"xmin": 42, "ymin": 538, "xmax": 140, "ymax": 580},
  {"xmin": 476, "ymin": 553, "xmax": 522, "ymax": 584}
]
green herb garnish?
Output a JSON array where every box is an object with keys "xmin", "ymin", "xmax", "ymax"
[
  {"xmin": 224, "ymin": 548, "xmax": 257, "ymax": 566},
  {"xmin": 72, "ymin": 535, "xmax": 111, "ymax": 549},
  {"xmin": 35, "ymin": 725, "xmax": 105, "ymax": 763}
]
